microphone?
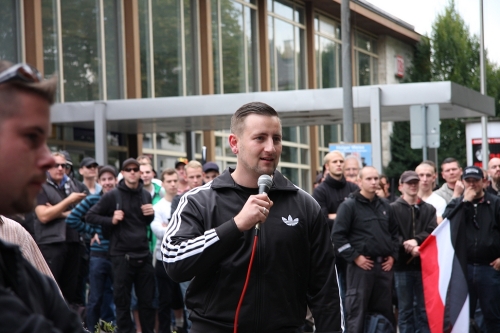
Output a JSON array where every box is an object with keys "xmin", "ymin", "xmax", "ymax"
[{"xmin": 256, "ymin": 175, "xmax": 273, "ymax": 230}]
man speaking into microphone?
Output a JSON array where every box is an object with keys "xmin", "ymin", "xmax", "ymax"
[{"xmin": 162, "ymin": 102, "xmax": 342, "ymax": 333}]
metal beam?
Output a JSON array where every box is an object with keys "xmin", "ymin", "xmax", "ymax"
[
  {"xmin": 51, "ymin": 82, "xmax": 496, "ymax": 134},
  {"xmin": 370, "ymin": 87, "xmax": 382, "ymax": 173},
  {"xmin": 94, "ymin": 102, "xmax": 108, "ymax": 165}
]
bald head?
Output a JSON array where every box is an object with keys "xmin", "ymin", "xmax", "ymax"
[
  {"xmin": 358, "ymin": 166, "xmax": 379, "ymax": 198},
  {"xmin": 359, "ymin": 166, "xmax": 378, "ymax": 180},
  {"xmin": 324, "ymin": 151, "xmax": 344, "ymax": 179},
  {"xmin": 488, "ymin": 157, "xmax": 500, "ymax": 184}
]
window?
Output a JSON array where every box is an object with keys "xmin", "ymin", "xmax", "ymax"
[
  {"xmin": 139, "ymin": 0, "xmax": 198, "ymax": 98},
  {"xmin": 42, "ymin": 0, "xmax": 124, "ymax": 102},
  {"xmin": 314, "ymin": 14, "xmax": 341, "ymax": 88},
  {"xmin": 0, "ymin": 1, "xmax": 21, "ymax": 62},
  {"xmin": 278, "ymin": 125, "xmax": 309, "ymax": 188},
  {"xmin": 212, "ymin": 0, "xmax": 259, "ymax": 94},
  {"xmin": 268, "ymin": 0, "xmax": 306, "ymax": 91},
  {"xmin": 355, "ymin": 31, "xmax": 378, "ymax": 86}
]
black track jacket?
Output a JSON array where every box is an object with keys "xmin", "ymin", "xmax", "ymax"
[
  {"xmin": 312, "ymin": 174, "xmax": 359, "ymax": 230},
  {"xmin": 86, "ymin": 179, "xmax": 153, "ymax": 257},
  {"xmin": 444, "ymin": 192, "xmax": 500, "ymax": 265},
  {"xmin": 390, "ymin": 198, "xmax": 437, "ymax": 271},
  {"xmin": 161, "ymin": 168, "xmax": 342, "ymax": 333},
  {"xmin": 332, "ymin": 191, "xmax": 399, "ymax": 263}
]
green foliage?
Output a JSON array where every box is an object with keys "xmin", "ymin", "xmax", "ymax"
[
  {"xmin": 388, "ymin": 0, "xmax": 500, "ymax": 179},
  {"xmin": 431, "ymin": 1, "xmax": 480, "ymax": 88},
  {"xmin": 94, "ymin": 319, "xmax": 116, "ymax": 333}
]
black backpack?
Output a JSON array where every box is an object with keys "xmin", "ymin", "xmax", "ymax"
[{"xmin": 364, "ymin": 313, "xmax": 394, "ymax": 333}]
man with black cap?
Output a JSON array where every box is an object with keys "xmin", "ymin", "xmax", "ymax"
[
  {"xmin": 66, "ymin": 165, "xmax": 118, "ymax": 330},
  {"xmin": 79, "ymin": 157, "xmax": 101, "ymax": 194},
  {"xmin": 443, "ymin": 165, "xmax": 500, "ymax": 332},
  {"xmin": 175, "ymin": 158, "xmax": 189, "ymax": 194},
  {"xmin": 86, "ymin": 158, "xmax": 156, "ymax": 333},
  {"xmin": 391, "ymin": 171, "xmax": 436, "ymax": 333},
  {"xmin": 202, "ymin": 161, "xmax": 220, "ymax": 183},
  {"xmin": 60, "ymin": 150, "xmax": 88, "ymax": 193}
]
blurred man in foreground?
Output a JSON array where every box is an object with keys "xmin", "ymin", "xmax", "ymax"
[{"xmin": 0, "ymin": 60, "xmax": 85, "ymax": 332}]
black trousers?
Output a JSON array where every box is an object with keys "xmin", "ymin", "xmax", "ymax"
[
  {"xmin": 111, "ymin": 255, "xmax": 156, "ymax": 333},
  {"xmin": 345, "ymin": 261, "xmax": 395, "ymax": 333},
  {"xmin": 39, "ymin": 241, "xmax": 81, "ymax": 304},
  {"xmin": 155, "ymin": 259, "xmax": 184, "ymax": 333}
]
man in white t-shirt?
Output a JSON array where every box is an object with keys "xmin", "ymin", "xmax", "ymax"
[
  {"xmin": 150, "ymin": 168, "xmax": 185, "ymax": 333},
  {"xmin": 416, "ymin": 161, "xmax": 446, "ymax": 224}
]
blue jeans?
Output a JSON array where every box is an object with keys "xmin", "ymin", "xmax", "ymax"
[
  {"xmin": 87, "ymin": 255, "xmax": 115, "ymax": 330},
  {"xmin": 468, "ymin": 264, "xmax": 500, "ymax": 332},
  {"xmin": 394, "ymin": 270, "xmax": 429, "ymax": 333}
]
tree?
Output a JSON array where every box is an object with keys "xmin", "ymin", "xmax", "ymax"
[{"xmin": 387, "ymin": 0, "xmax": 500, "ymax": 180}]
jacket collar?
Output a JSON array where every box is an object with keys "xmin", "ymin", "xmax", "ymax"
[
  {"xmin": 394, "ymin": 196, "xmax": 423, "ymax": 207},
  {"xmin": 323, "ymin": 174, "xmax": 347, "ymax": 189},
  {"xmin": 117, "ymin": 178, "xmax": 144, "ymax": 193},
  {"xmin": 352, "ymin": 189, "xmax": 379, "ymax": 204},
  {"xmin": 211, "ymin": 167, "xmax": 298, "ymax": 193}
]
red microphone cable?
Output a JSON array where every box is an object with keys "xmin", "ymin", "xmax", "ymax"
[{"xmin": 233, "ymin": 229, "xmax": 259, "ymax": 333}]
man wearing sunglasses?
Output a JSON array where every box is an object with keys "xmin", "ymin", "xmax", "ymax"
[
  {"xmin": 443, "ymin": 165, "xmax": 500, "ymax": 331},
  {"xmin": 34, "ymin": 152, "xmax": 87, "ymax": 306},
  {"xmin": 0, "ymin": 60, "xmax": 86, "ymax": 332},
  {"xmin": 79, "ymin": 157, "xmax": 101, "ymax": 195},
  {"xmin": 87, "ymin": 158, "xmax": 156, "ymax": 333}
]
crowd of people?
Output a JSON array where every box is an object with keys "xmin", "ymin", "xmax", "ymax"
[
  {"xmin": 1, "ymin": 59, "xmax": 500, "ymax": 333},
  {"xmin": 314, "ymin": 151, "xmax": 500, "ymax": 333}
]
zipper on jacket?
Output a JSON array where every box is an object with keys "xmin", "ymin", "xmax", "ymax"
[{"xmin": 411, "ymin": 206, "xmax": 416, "ymax": 238}]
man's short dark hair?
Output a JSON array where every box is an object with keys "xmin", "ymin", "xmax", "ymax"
[
  {"xmin": 441, "ymin": 157, "xmax": 460, "ymax": 168},
  {"xmin": 230, "ymin": 102, "xmax": 280, "ymax": 135},
  {"xmin": 161, "ymin": 168, "xmax": 178, "ymax": 182}
]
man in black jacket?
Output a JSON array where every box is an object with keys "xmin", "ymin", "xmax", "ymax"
[
  {"xmin": 332, "ymin": 166, "xmax": 399, "ymax": 333},
  {"xmin": 313, "ymin": 150, "xmax": 359, "ymax": 231},
  {"xmin": 391, "ymin": 171, "xmax": 436, "ymax": 333},
  {"xmin": 87, "ymin": 158, "xmax": 155, "ymax": 333},
  {"xmin": 312, "ymin": 149, "xmax": 358, "ymax": 314},
  {"xmin": 162, "ymin": 102, "xmax": 342, "ymax": 333},
  {"xmin": 443, "ymin": 165, "xmax": 500, "ymax": 332},
  {"xmin": 0, "ymin": 60, "xmax": 85, "ymax": 332}
]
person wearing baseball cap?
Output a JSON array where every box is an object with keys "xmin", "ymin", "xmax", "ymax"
[
  {"xmin": 442, "ymin": 165, "xmax": 500, "ymax": 331},
  {"xmin": 391, "ymin": 170, "xmax": 437, "ymax": 332},
  {"xmin": 66, "ymin": 164, "xmax": 118, "ymax": 329},
  {"xmin": 202, "ymin": 161, "xmax": 220, "ymax": 183},
  {"xmin": 175, "ymin": 157, "xmax": 189, "ymax": 194},
  {"xmin": 79, "ymin": 157, "xmax": 101, "ymax": 194},
  {"xmin": 87, "ymin": 156, "xmax": 156, "ymax": 333}
]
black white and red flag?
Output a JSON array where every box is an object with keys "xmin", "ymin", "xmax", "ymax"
[{"xmin": 420, "ymin": 206, "xmax": 469, "ymax": 333}]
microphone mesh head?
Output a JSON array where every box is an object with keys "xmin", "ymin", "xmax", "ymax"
[{"xmin": 258, "ymin": 174, "xmax": 273, "ymax": 190}]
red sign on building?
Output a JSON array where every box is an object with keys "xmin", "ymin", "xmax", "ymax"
[
  {"xmin": 395, "ymin": 55, "xmax": 405, "ymax": 78},
  {"xmin": 472, "ymin": 138, "xmax": 500, "ymax": 168}
]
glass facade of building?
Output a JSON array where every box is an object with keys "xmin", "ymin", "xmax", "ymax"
[
  {"xmin": 2, "ymin": 0, "xmax": 411, "ymax": 192},
  {"xmin": 0, "ymin": 1, "xmax": 22, "ymax": 63}
]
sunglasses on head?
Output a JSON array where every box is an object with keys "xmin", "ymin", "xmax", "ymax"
[
  {"xmin": 0, "ymin": 63, "xmax": 43, "ymax": 85},
  {"xmin": 123, "ymin": 167, "xmax": 139, "ymax": 173}
]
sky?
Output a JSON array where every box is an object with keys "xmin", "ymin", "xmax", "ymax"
[{"xmin": 366, "ymin": 0, "xmax": 500, "ymax": 66}]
